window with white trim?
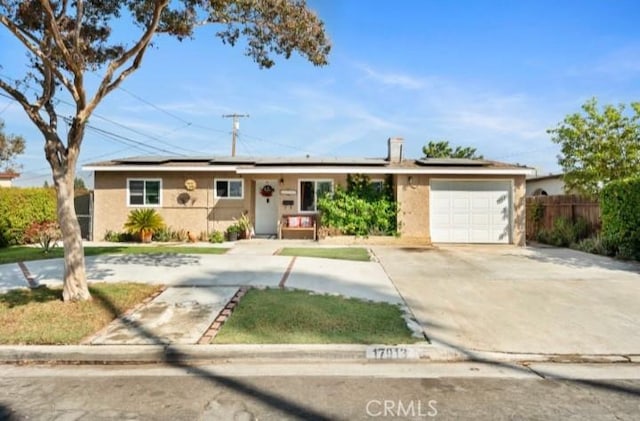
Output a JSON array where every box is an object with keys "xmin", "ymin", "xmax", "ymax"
[
  {"xmin": 127, "ymin": 179, "xmax": 161, "ymax": 206},
  {"xmin": 215, "ymin": 178, "xmax": 244, "ymax": 199},
  {"xmin": 299, "ymin": 179, "xmax": 333, "ymax": 212}
]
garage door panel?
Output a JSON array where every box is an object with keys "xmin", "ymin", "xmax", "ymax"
[
  {"xmin": 471, "ymin": 214, "xmax": 490, "ymax": 225},
  {"xmin": 430, "ymin": 180, "xmax": 511, "ymax": 244}
]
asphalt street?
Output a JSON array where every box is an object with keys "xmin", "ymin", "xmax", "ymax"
[{"xmin": 1, "ymin": 363, "xmax": 638, "ymax": 420}]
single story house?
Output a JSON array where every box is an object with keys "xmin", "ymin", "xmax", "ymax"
[
  {"xmin": 83, "ymin": 138, "xmax": 534, "ymax": 245},
  {"xmin": 526, "ymin": 173, "xmax": 571, "ymax": 196},
  {"xmin": 0, "ymin": 172, "xmax": 19, "ymax": 187}
]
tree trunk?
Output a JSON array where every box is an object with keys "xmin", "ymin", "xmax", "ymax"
[{"xmin": 55, "ymin": 169, "xmax": 91, "ymax": 302}]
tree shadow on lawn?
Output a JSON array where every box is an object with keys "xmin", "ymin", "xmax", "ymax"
[{"xmin": 0, "ymin": 286, "xmax": 60, "ymax": 308}]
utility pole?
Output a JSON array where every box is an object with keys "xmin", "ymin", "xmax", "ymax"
[{"xmin": 222, "ymin": 113, "xmax": 249, "ymax": 157}]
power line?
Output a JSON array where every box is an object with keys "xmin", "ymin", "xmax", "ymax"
[
  {"xmin": 0, "ymin": 75, "xmax": 196, "ymax": 155},
  {"xmin": 0, "ymin": 89, "xmax": 187, "ymax": 156},
  {"xmin": 88, "ymin": 71, "xmax": 193, "ymax": 125},
  {"xmin": 241, "ymin": 131, "xmax": 311, "ymax": 155},
  {"xmin": 0, "ymin": 100, "xmax": 12, "ymax": 116}
]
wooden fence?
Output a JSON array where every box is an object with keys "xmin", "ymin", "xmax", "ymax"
[{"xmin": 526, "ymin": 195, "xmax": 600, "ymax": 240}]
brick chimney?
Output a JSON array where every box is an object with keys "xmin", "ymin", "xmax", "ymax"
[{"xmin": 387, "ymin": 137, "xmax": 404, "ymax": 163}]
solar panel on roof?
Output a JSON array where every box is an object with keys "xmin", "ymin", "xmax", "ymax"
[
  {"xmin": 416, "ymin": 158, "xmax": 488, "ymax": 166},
  {"xmin": 114, "ymin": 157, "xmax": 171, "ymax": 164}
]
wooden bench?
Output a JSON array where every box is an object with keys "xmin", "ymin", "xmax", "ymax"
[{"xmin": 278, "ymin": 214, "xmax": 317, "ymax": 241}]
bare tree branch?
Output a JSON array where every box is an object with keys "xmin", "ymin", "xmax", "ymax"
[
  {"xmin": 38, "ymin": 0, "xmax": 78, "ymax": 73},
  {"xmin": 85, "ymin": 0, "xmax": 169, "ymax": 119}
]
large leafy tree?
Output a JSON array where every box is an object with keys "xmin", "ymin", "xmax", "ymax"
[
  {"xmin": 0, "ymin": 0, "xmax": 330, "ymax": 302},
  {"xmin": 422, "ymin": 140, "xmax": 483, "ymax": 159},
  {"xmin": 548, "ymin": 98, "xmax": 640, "ymax": 198},
  {"xmin": 0, "ymin": 118, "xmax": 25, "ymax": 172}
]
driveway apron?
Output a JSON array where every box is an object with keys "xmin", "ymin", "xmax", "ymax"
[{"xmin": 373, "ymin": 245, "xmax": 640, "ymax": 355}]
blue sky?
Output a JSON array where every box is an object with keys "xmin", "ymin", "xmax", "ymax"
[{"xmin": 1, "ymin": 0, "xmax": 639, "ymax": 186}]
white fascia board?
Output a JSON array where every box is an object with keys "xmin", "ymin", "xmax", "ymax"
[
  {"xmin": 236, "ymin": 166, "xmax": 536, "ymax": 176},
  {"xmin": 82, "ymin": 165, "xmax": 239, "ymax": 172},
  {"xmin": 83, "ymin": 165, "xmax": 536, "ymax": 176}
]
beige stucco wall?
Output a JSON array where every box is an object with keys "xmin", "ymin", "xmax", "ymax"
[
  {"xmin": 395, "ymin": 174, "xmax": 430, "ymax": 241},
  {"xmin": 93, "ymin": 171, "xmax": 352, "ymax": 240},
  {"xmin": 93, "ymin": 171, "xmax": 253, "ymax": 240},
  {"xmin": 396, "ymin": 174, "xmax": 526, "ymax": 246},
  {"xmin": 0, "ymin": 179, "xmax": 13, "ymax": 188}
]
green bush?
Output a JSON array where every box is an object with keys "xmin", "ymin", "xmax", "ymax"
[
  {"xmin": 572, "ymin": 234, "xmax": 616, "ymax": 256},
  {"xmin": 0, "ymin": 188, "xmax": 57, "ymax": 247},
  {"xmin": 152, "ymin": 226, "xmax": 173, "ymax": 242},
  {"xmin": 317, "ymin": 174, "xmax": 397, "ymax": 236},
  {"xmin": 103, "ymin": 230, "xmax": 134, "ymax": 242},
  {"xmin": 601, "ymin": 177, "xmax": 640, "ymax": 259},
  {"xmin": 208, "ymin": 230, "xmax": 225, "ymax": 243},
  {"xmin": 536, "ymin": 217, "xmax": 591, "ymax": 247}
]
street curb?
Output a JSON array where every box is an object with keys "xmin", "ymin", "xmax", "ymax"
[{"xmin": 0, "ymin": 344, "xmax": 637, "ymax": 365}]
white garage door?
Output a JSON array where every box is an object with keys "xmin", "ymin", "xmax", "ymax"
[{"xmin": 430, "ymin": 180, "xmax": 512, "ymax": 243}]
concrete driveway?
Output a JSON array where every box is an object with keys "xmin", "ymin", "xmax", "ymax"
[{"xmin": 373, "ymin": 245, "xmax": 640, "ymax": 355}]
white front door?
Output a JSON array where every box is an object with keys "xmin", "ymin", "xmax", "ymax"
[{"xmin": 255, "ymin": 180, "xmax": 279, "ymax": 235}]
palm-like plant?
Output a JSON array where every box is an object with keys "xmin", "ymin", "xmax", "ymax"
[{"xmin": 123, "ymin": 209, "xmax": 165, "ymax": 243}]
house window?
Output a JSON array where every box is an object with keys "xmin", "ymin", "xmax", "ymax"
[
  {"xmin": 215, "ymin": 178, "xmax": 244, "ymax": 199},
  {"xmin": 299, "ymin": 179, "xmax": 333, "ymax": 212},
  {"xmin": 371, "ymin": 179, "xmax": 385, "ymax": 193},
  {"xmin": 127, "ymin": 179, "xmax": 161, "ymax": 206}
]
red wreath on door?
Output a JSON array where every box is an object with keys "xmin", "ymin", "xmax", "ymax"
[{"xmin": 260, "ymin": 184, "xmax": 275, "ymax": 197}]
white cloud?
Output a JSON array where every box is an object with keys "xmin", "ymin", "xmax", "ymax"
[{"xmin": 356, "ymin": 63, "xmax": 431, "ymax": 90}]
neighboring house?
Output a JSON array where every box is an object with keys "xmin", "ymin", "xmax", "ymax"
[
  {"xmin": 0, "ymin": 172, "xmax": 19, "ymax": 187},
  {"xmin": 526, "ymin": 173, "xmax": 568, "ymax": 196},
  {"xmin": 83, "ymin": 138, "xmax": 534, "ymax": 245}
]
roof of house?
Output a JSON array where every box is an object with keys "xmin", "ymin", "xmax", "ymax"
[
  {"xmin": 0, "ymin": 172, "xmax": 19, "ymax": 180},
  {"xmin": 83, "ymin": 155, "xmax": 534, "ymax": 175}
]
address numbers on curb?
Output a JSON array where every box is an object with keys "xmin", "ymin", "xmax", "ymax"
[{"xmin": 366, "ymin": 346, "xmax": 420, "ymax": 360}]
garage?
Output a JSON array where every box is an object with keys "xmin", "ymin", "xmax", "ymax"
[{"xmin": 429, "ymin": 180, "xmax": 512, "ymax": 243}]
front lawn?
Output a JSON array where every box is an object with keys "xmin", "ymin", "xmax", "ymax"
[
  {"xmin": 0, "ymin": 282, "xmax": 162, "ymax": 344},
  {"xmin": 277, "ymin": 247, "xmax": 370, "ymax": 262},
  {"xmin": 0, "ymin": 245, "xmax": 228, "ymax": 265},
  {"xmin": 213, "ymin": 288, "xmax": 418, "ymax": 344}
]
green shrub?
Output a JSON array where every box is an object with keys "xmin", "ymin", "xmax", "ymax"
[
  {"xmin": 152, "ymin": 226, "xmax": 174, "ymax": 242},
  {"xmin": 123, "ymin": 209, "xmax": 165, "ymax": 242},
  {"xmin": 103, "ymin": 230, "xmax": 133, "ymax": 242},
  {"xmin": 536, "ymin": 217, "xmax": 591, "ymax": 247},
  {"xmin": 601, "ymin": 177, "xmax": 640, "ymax": 259},
  {"xmin": 23, "ymin": 221, "xmax": 61, "ymax": 253},
  {"xmin": 0, "ymin": 187, "xmax": 57, "ymax": 247},
  {"xmin": 572, "ymin": 234, "xmax": 616, "ymax": 256},
  {"xmin": 317, "ymin": 175, "xmax": 397, "ymax": 236},
  {"xmin": 208, "ymin": 230, "xmax": 225, "ymax": 243}
]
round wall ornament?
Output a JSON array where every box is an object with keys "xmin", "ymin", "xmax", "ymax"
[
  {"xmin": 260, "ymin": 184, "xmax": 275, "ymax": 197},
  {"xmin": 184, "ymin": 179, "xmax": 197, "ymax": 191}
]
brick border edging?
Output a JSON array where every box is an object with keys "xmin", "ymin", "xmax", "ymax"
[
  {"xmin": 79, "ymin": 285, "xmax": 167, "ymax": 345},
  {"xmin": 17, "ymin": 261, "xmax": 39, "ymax": 288},
  {"xmin": 197, "ymin": 287, "xmax": 248, "ymax": 344}
]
